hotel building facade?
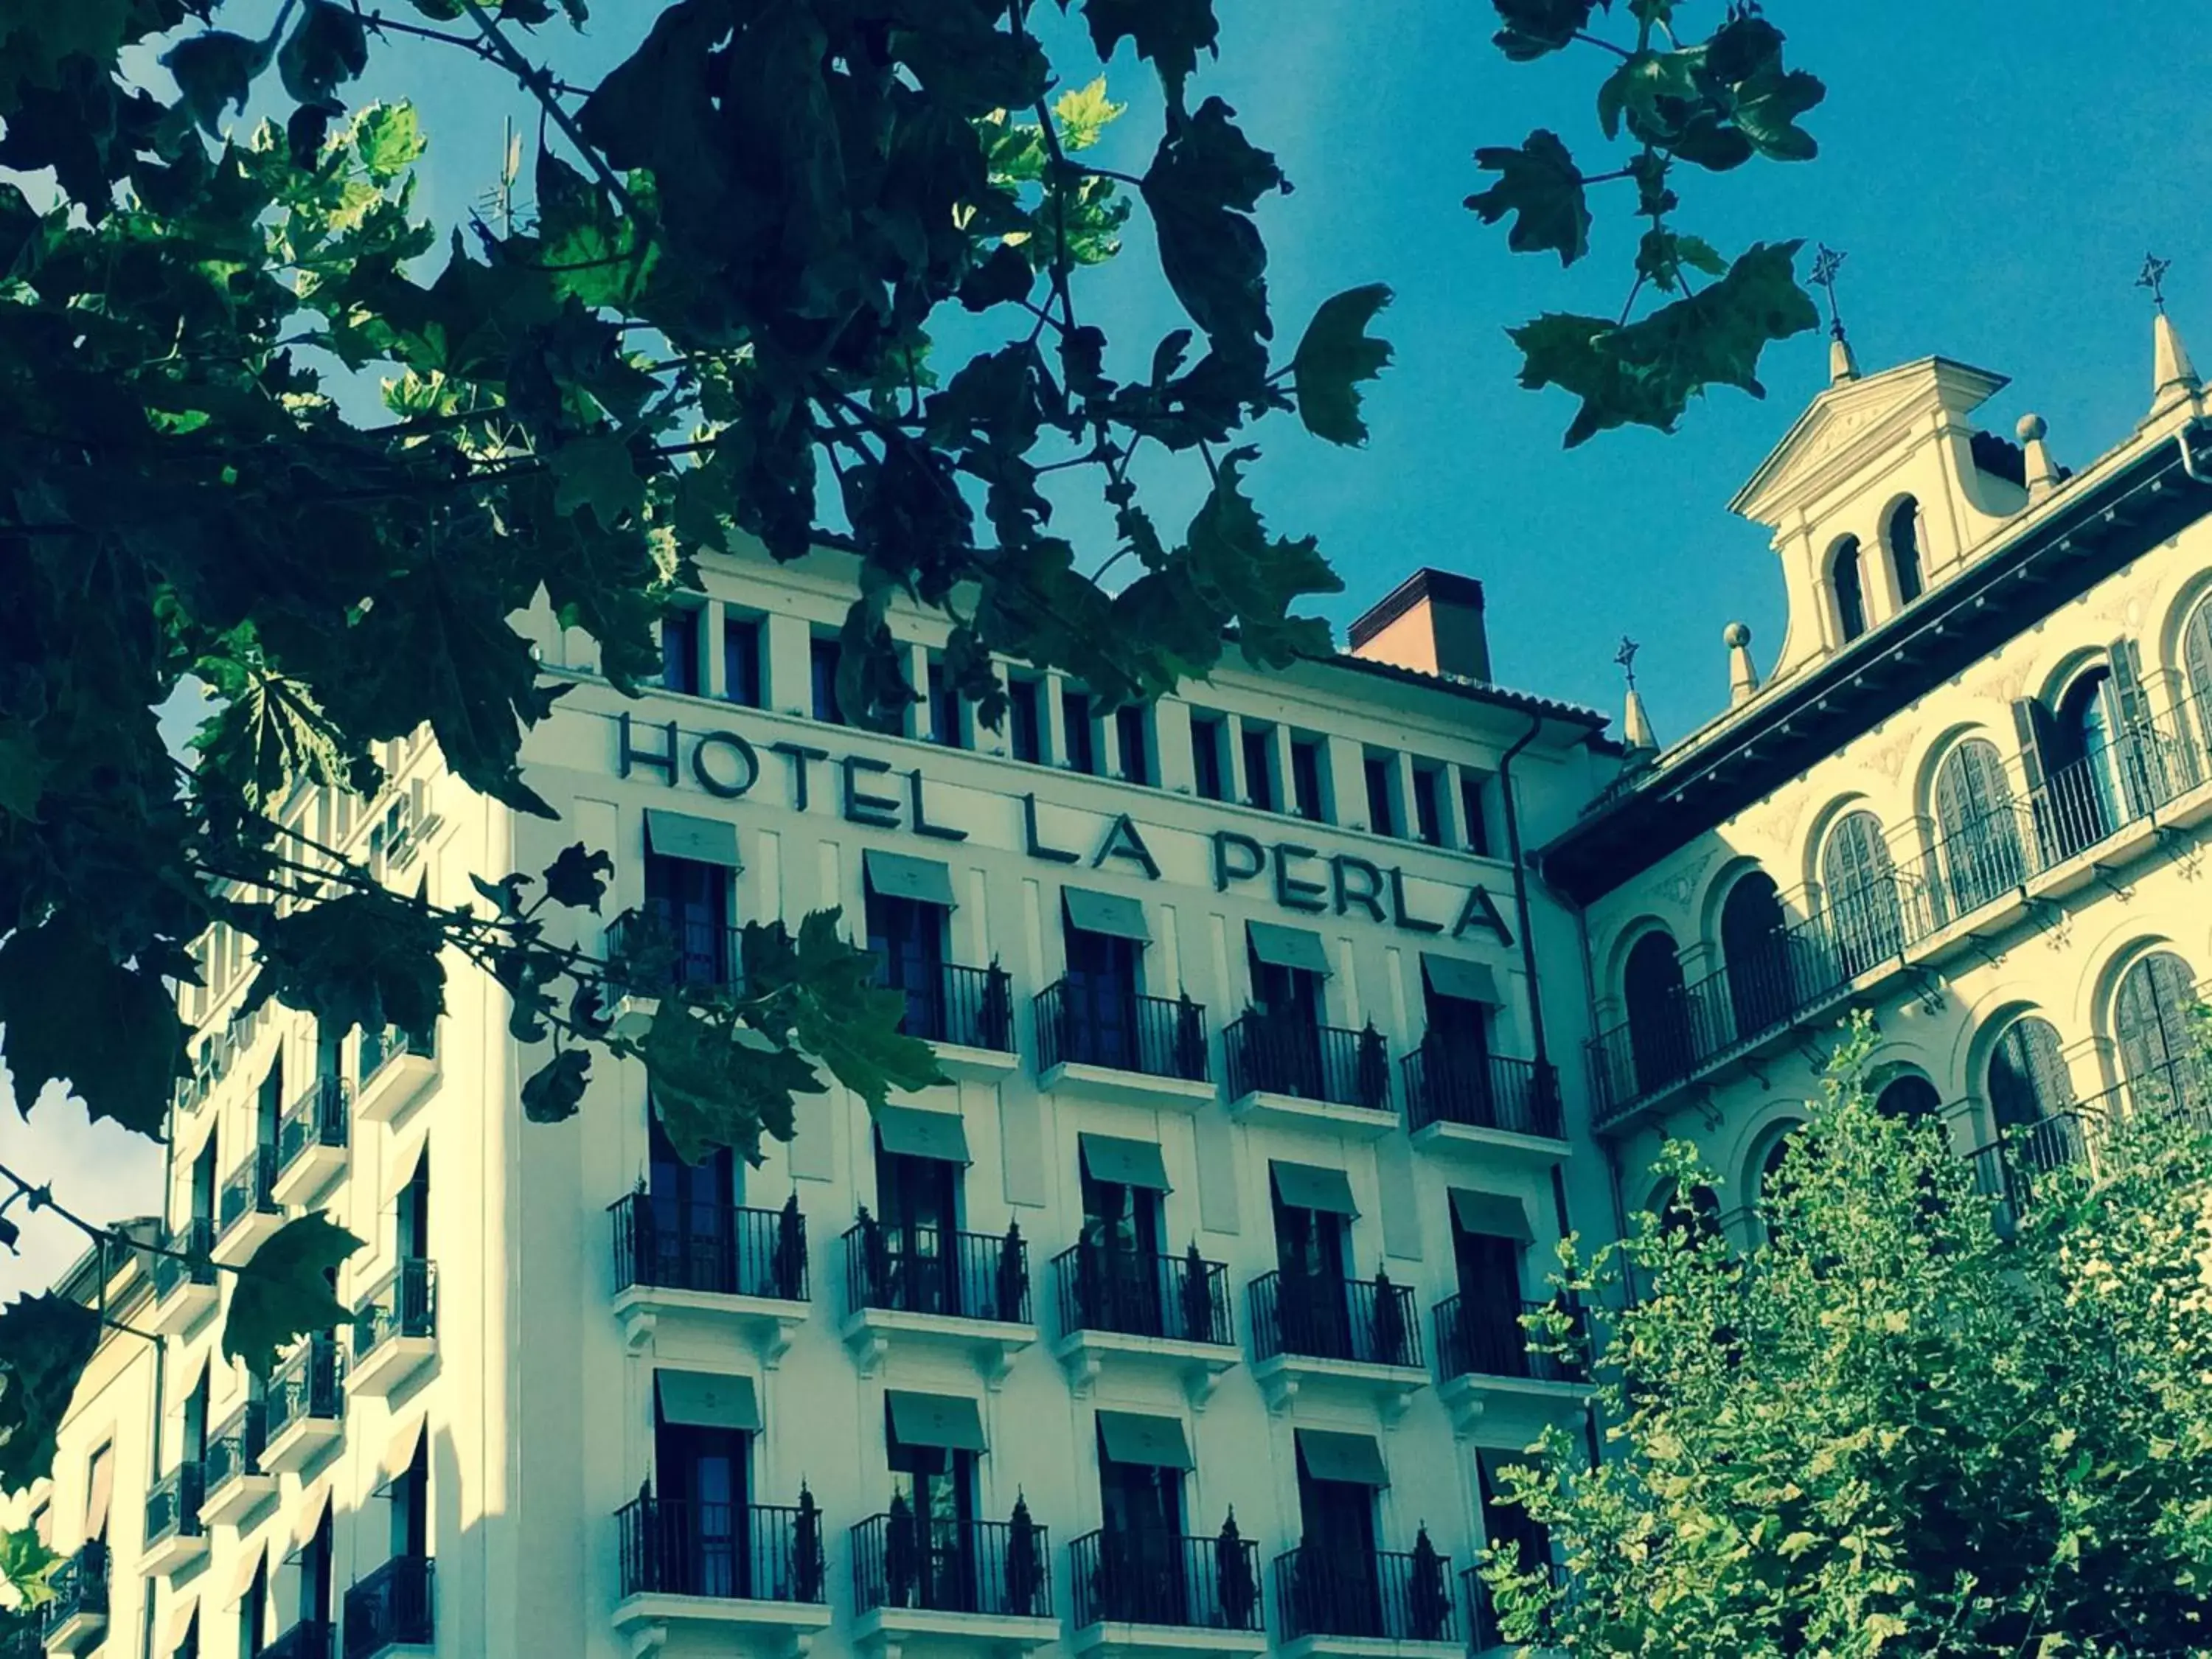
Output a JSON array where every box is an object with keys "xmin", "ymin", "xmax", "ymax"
[{"xmin": 15, "ymin": 311, "xmax": 2212, "ymax": 1659}]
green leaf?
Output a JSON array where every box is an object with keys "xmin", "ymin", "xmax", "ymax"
[
  {"xmin": 521, "ymin": 1048, "xmax": 589, "ymax": 1122},
  {"xmin": 1596, "ymin": 48, "xmax": 1701, "ymax": 143},
  {"xmin": 542, "ymin": 844, "xmax": 614, "ymax": 911},
  {"xmin": 470, "ymin": 873, "xmax": 529, "ymax": 917},
  {"xmin": 1080, "ymin": 0, "xmax": 1220, "ymax": 100},
  {"xmin": 552, "ymin": 433, "xmax": 647, "ymax": 529},
  {"xmin": 1731, "ymin": 65, "xmax": 1824, "ymax": 161},
  {"xmin": 223, "ymin": 1213, "xmax": 365, "ymax": 1377},
  {"xmin": 1290, "ymin": 283, "xmax": 1395, "ymax": 446},
  {"xmin": 0, "ymin": 1294, "xmax": 100, "ymax": 1491},
  {"xmin": 235, "ymin": 888, "xmax": 448, "ymax": 1045},
  {"xmin": 161, "ymin": 28, "xmax": 276, "ymax": 136},
  {"xmin": 0, "ymin": 721, "xmax": 49, "ymax": 821},
  {"xmin": 1, "ymin": 1526, "xmax": 60, "ymax": 1611},
  {"xmin": 1141, "ymin": 97, "xmax": 1284, "ymax": 358},
  {"xmin": 0, "ymin": 920, "xmax": 185, "ymax": 1136},
  {"xmin": 1052, "ymin": 77, "xmax": 1126, "ymax": 152},
  {"xmin": 1181, "ymin": 448, "xmax": 1342, "ymax": 666},
  {"xmin": 189, "ymin": 664, "xmax": 350, "ymax": 812},
  {"xmin": 759, "ymin": 910, "xmax": 946, "ymax": 1109},
  {"xmin": 1466, "ymin": 130, "xmax": 1590, "ymax": 268},
  {"xmin": 277, "ymin": 0, "xmax": 369, "ymax": 114},
  {"xmin": 641, "ymin": 1000, "xmax": 830, "ymax": 1166},
  {"xmin": 1490, "ymin": 0, "xmax": 1597, "ymax": 61},
  {"xmin": 354, "ymin": 102, "xmax": 425, "ymax": 181}
]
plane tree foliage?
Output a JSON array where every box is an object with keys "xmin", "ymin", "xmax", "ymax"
[{"xmin": 1489, "ymin": 1020, "xmax": 2212, "ymax": 1657}]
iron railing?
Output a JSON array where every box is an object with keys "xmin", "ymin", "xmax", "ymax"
[
  {"xmin": 39, "ymin": 1541, "xmax": 106, "ymax": 1638},
  {"xmin": 1402, "ymin": 1044, "xmax": 1563, "ymax": 1140},
  {"xmin": 153, "ymin": 1217, "xmax": 217, "ymax": 1304},
  {"xmin": 883, "ymin": 961, "xmax": 1017, "ymax": 1053},
  {"xmin": 260, "ymin": 1619, "xmax": 335, "ymax": 1659},
  {"xmin": 267, "ymin": 1335, "xmax": 344, "ymax": 1442},
  {"xmin": 852, "ymin": 1512, "xmax": 1052, "ymax": 1619},
  {"xmin": 359, "ymin": 1020, "xmax": 433, "ymax": 1085},
  {"xmin": 1034, "ymin": 980, "xmax": 1209, "ymax": 1082},
  {"xmin": 1051, "ymin": 1242, "xmax": 1232, "ymax": 1346},
  {"xmin": 605, "ymin": 908, "xmax": 740, "ymax": 992},
  {"xmin": 354, "ymin": 1258, "xmax": 437, "ymax": 1362},
  {"xmin": 1433, "ymin": 1296, "xmax": 1588, "ymax": 1385},
  {"xmin": 843, "ymin": 1223, "xmax": 1031, "ymax": 1324},
  {"xmin": 276, "ymin": 1076, "xmax": 350, "ymax": 1180},
  {"xmin": 145, "ymin": 1463, "xmax": 206, "ymax": 1551},
  {"xmin": 1273, "ymin": 1545, "xmax": 1460, "ymax": 1644},
  {"xmin": 1966, "ymin": 1051, "xmax": 2212, "ymax": 1215},
  {"xmin": 1223, "ymin": 1012, "xmax": 1392, "ymax": 1111},
  {"xmin": 1069, "ymin": 1528, "xmax": 1264, "ymax": 1632},
  {"xmin": 341, "ymin": 1555, "xmax": 434, "ymax": 1659},
  {"xmin": 202, "ymin": 1400, "xmax": 268, "ymax": 1500},
  {"xmin": 610, "ymin": 1193, "xmax": 807, "ymax": 1301},
  {"xmin": 216, "ymin": 1144, "xmax": 279, "ymax": 1241},
  {"xmin": 1249, "ymin": 1269, "xmax": 1422, "ymax": 1369},
  {"xmin": 616, "ymin": 1495, "xmax": 827, "ymax": 1604}
]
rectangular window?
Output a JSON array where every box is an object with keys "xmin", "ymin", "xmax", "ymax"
[
  {"xmin": 1064, "ymin": 689, "xmax": 1099, "ymax": 775},
  {"xmin": 722, "ymin": 616, "xmax": 762, "ymax": 708},
  {"xmin": 661, "ymin": 610, "xmax": 700, "ymax": 695},
  {"xmin": 866, "ymin": 888, "xmax": 948, "ymax": 1040},
  {"xmin": 1116, "ymin": 706, "xmax": 1151, "ymax": 785},
  {"xmin": 1290, "ymin": 737, "xmax": 1326, "ymax": 823},
  {"xmin": 1411, "ymin": 763, "xmax": 1445, "ymax": 846},
  {"xmin": 1007, "ymin": 678, "xmax": 1043, "ymax": 764},
  {"xmin": 810, "ymin": 636, "xmax": 844, "ymax": 726},
  {"xmin": 1190, "ymin": 715, "xmax": 1226, "ymax": 801},
  {"xmin": 1460, "ymin": 772, "xmax": 1493, "ymax": 858},
  {"xmin": 644, "ymin": 852, "xmax": 732, "ymax": 985},
  {"xmin": 1241, "ymin": 726, "xmax": 1276, "ymax": 813},
  {"xmin": 927, "ymin": 662, "xmax": 964, "ymax": 749},
  {"xmin": 1363, "ymin": 754, "xmax": 1399, "ymax": 838},
  {"xmin": 83, "ymin": 1442, "xmax": 114, "ymax": 1542}
]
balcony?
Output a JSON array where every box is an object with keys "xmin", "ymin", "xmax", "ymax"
[
  {"xmin": 1432, "ymin": 1295, "xmax": 1591, "ymax": 1440},
  {"xmin": 1034, "ymin": 981, "xmax": 1214, "ymax": 1111},
  {"xmin": 274, "ymin": 1076, "xmax": 350, "ymax": 1205},
  {"xmin": 1223, "ymin": 1012, "xmax": 1396, "ymax": 1138},
  {"xmin": 200, "ymin": 1400, "xmax": 276, "ymax": 1526},
  {"xmin": 886, "ymin": 960, "xmax": 1019, "ymax": 1082},
  {"xmin": 212, "ymin": 1145, "xmax": 282, "ymax": 1266},
  {"xmin": 142, "ymin": 1464, "xmax": 207, "ymax": 1576},
  {"xmin": 608, "ymin": 1194, "xmax": 808, "ymax": 1361},
  {"xmin": 1402, "ymin": 1045, "xmax": 1566, "ymax": 1167},
  {"xmin": 1248, "ymin": 1270, "xmax": 1427, "ymax": 1419},
  {"xmin": 262, "ymin": 1335, "xmax": 345, "ymax": 1474},
  {"xmin": 149, "ymin": 1218, "xmax": 218, "ymax": 1336},
  {"xmin": 612, "ymin": 1494, "xmax": 832, "ymax": 1653},
  {"xmin": 841, "ymin": 1222, "xmax": 1035, "ymax": 1386},
  {"xmin": 1068, "ymin": 1527, "xmax": 1268, "ymax": 1658},
  {"xmin": 1050, "ymin": 1243, "xmax": 1238, "ymax": 1408},
  {"xmin": 602, "ymin": 910, "xmax": 741, "ymax": 1037},
  {"xmin": 38, "ymin": 1542, "xmax": 106, "ymax": 1655},
  {"xmin": 341, "ymin": 1555, "xmax": 434, "ymax": 1659},
  {"xmin": 851, "ymin": 1509, "xmax": 1060, "ymax": 1655},
  {"xmin": 355, "ymin": 1023, "xmax": 437, "ymax": 1125},
  {"xmin": 1273, "ymin": 1544, "xmax": 1462, "ymax": 1656},
  {"xmin": 350, "ymin": 1259, "xmax": 437, "ymax": 1397},
  {"xmin": 260, "ymin": 1621, "xmax": 336, "ymax": 1659}
]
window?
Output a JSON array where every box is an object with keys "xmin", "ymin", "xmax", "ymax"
[
  {"xmin": 1622, "ymin": 930, "xmax": 1689, "ymax": 1093},
  {"xmin": 1888, "ymin": 498, "xmax": 1923, "ymax": 604},
  {"xmin": 1820, "ymin": 810, "xmax": 1902, "ymax": 973},
  {"xmin": 240, "ymin": 1554, "xmax": 268, "ymax": 1657},
  {"xmin": 397, "ymin": 1152, "xmax": 431, "ymax": 1262},
  {"xmin": 1411, "ymin": 764, "xmax": 1444, "ymax": 846},
  {"xmin": 1064, "ymin": 689, "xmax": 1099, "ymax": 775},
  {"xmin": 1293, "ymin": 1434, "xmax": 1382, "ymax": 1628},
  {"xmin": 1189, "ymin": 716, "xmax": 1226, "ymax": 801},
  {"xmin": 2185, "ymin": 595, "xmax": 2212, "ymax": 716},
  {"xmin": 1459, "ymin": 772, "xmax": 1492, "ymax": 857},
  {"xmin": 296, "ymin": 1503, "xmax": 334, "ymax": 1631},
  {"xmin": 866, "ymin": 880, "xmax": 949, "ymax": 1041},
  {"xmin": 1240, "ymin": 726, "xmax": 1276, "ymax": 813},
  {"xmin": 886, "ymin": 1397, "xmax": 977, "ymax": 1610},
  {"xmin": 1933, "ymin": 737, "xmax": 2024, "ymax": 914},
  {"xmin": 83, "ymin": 1441, "xmax": 114, "ymax": 1542},
  {"xmin": 661, "ymin": 610, "xmax": 701, "ymax": 695},
  {"xmin": 257, "ymin": 1057, "xmax": 284, "ymax": 1151},
  {"xmin": 389, "ymin": 1430, "xmax": 429, "ymax": 1559},
  {"xmin": 647, "ymin": 1113, "xmax": 738, "ymax": 1293},
  {"xmin": 810, "ymin": 636, "xmax": 844, "ymax": 725},
  {"xmin": 1116, "ymin": 706, "xmax": 1151, "ymax": 785},
  {"xmin": 1093, "ymin": 1416, "xmax": 1186, "ymax": 1623},
  {"xmin": 654, "ymin": 1375, "xmax": 753, "ymax": 1596},
  {"xmin": 874, "ymin": 1127, "xmax": 963, "ymax": 1315},
  {"xmin": 1362, "ymin": 754, "xmax": 1397, "ymax": 838},
  {"xmin": 2046, "ymin": 668, "xmax": 2119, "ymax": 853},
  {"xmin": 2115, "ymin": 950, "xmax": 2199, "ymax": 1099},
  {"xmin": 1719, "ymin": 872, "xmax": 1790, "ymax": 1040},
  {"xmin": 645, "ymin": 851, "xmax": 733, "ymax": 985},
  {"xmin": 723, "ymin": 616, "xmax": 762, "ymax": 708},
  {"xmin": 1988, "ymin": 1015, "xmax": 2073, "ymax": 1128},
  {"xmin": 1874, "ymin": 1075, "xmax": 1940, "ymax": 1120},
  {"xmin": 1290, "ymin": 738, "xmax": 1326, "ymax": 823},
  {"xmin": 1007, "ymin": 678, "xmax": 1043, "ymax": 763},
  {"xmin": 926, "ymin": 662, "xmax": 964, "ymax": 749},
  {"xmin": 1832, "ymin": 537, "xmax": 1867, "ymax": 642}
]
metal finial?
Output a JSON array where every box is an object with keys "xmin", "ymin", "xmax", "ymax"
[
  {"xmin": 2138, "ymin": 253, "xmax": 2174, "ymax": 314},
  {"xmin": 1614, "ymin": 635, "xmax": 1641, "ymax": 689},
  {"xmin": 1810, "ymin": 243, "xmax": 1848, "ymax": 340}
]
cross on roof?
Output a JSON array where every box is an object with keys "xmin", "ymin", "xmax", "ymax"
[
  {"xmin": 2139, "ymin": 253, "xmax": 2174, "ymax": 314},
  {"xmin": 1810, "ymin": 243, "xmax": 1848, "ymax": 340},
  {"xmin": 1614, "ymin": 635, "xmax": 1641, "ymax": 690}
]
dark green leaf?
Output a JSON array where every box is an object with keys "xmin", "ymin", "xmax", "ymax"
[
  {"xmin": 1141, "ymin": 98, "xmax": 1283, "ymax": 358},
  {"xmin": 0, "ymin": 1294, "xmax": 100, "ymax": 1491},
  {"xmin": 471, "ymin": 873, "xmax": 529, "ymax": 917},
  {"xmin": 0, "ymin": 920, "xmax": 184, "ymax": 1136},
  {"xmin": 1080, "ymin": 0, "xmax": 1220, "ymax": 100},
  {"xmin": 641, "ymin": 999, "xmax": 829, "ymax": 1166},
  {"xmin": 1290, "ymin": 283, "xmax": 1395, "ymax": 445},
  {"xmin": 223, "ymin": 1213, "xmax": 364, "ymax": 1377},
  {"xmin": 161, "ymin": 29, "xmax": 275, "ymax": 136},
  {"xmin": 235, "ymin": 888, "xmax": 448, "ymax": 1044},
  {"xmin": 1466, "ymin": 130, "xmax": 1590, "ymax": 268},
  {"xmin": 0, "ymin": 722, "xmax": 49, "ymax": 821},
  {"xmin": 764, "ymin": 910, "xmax": 945, "ymax": 1109},
  {"xmin": 277, "ymin": 0, "xmax": 369, "ymax": 114},
  {"xmin": 542, "ymin": 844, "xmax": 613, "ymax": 911},
  {"xmin": 521, "ymin": 1048, "xmax": 589, "ymax": 1122},
  {"xmin": 552, "ymin": 433, "xmax": 647, "ymax": 529},
  {"xmin": 1731, "ymin": 66, "xmax": 1823, "ymax": 162},
  {"xmin": 1596, "ymin": 49, "xmax": 1700, "ymax": 143},
  {"xmin": 1490, "ymin": 0, "xmax": 1598, "ymax": 61},
  {"xmin": 355, "ymin": 102, "xmax": 425, "ymax": 180},
  {"xmin": 1181, "ymin": 448, "xmax": 1342, "ymax": 666}
]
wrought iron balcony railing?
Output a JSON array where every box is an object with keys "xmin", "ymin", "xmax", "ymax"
[
  {"xmin": 276, "ymin": 1075, "xmax": 350, "ymax": 1179},
  {"xmin": 1034, "ymin": 980, "xmax": 1209, "ymax": 1082},
  {"xmin": 341, "ymin": 1554, "xmax": 434, "ymax": 1659},
  {"xmin": 1068, "ymin": 1528, "xmax": 1262, "ymax": 1633},
  {"xmin": 852, "ymin": 1511, "xmax": 1052, "ymax": 1619},
  {"xmin": 1273, "ymin": 1543, "xmax": 1459, "ymax": 1644},
  {"xmin": 1249, "ymin": 1268, "xmax": 1422, "ymax": 1369},
  {"xmin": 611, "ymin": 1193, "xmax": 808, "ymax": 1301},
  {"xmin": 1433, "ymin": 1295, "xmax": 1588, "ymax": 1385},
  {"xmin": 880, "ymin": 960, "xmax": 1017, "ymax": 1053},
  {"xmin": 1223, "ymin": 1011, "xmax": 1392, "ymax": 1111},
  {"xmin": 1402, "ymin": 1043, "xmax": 1562, "ymax": 1140},
  {"xmin": 843, "ymin": 1222, "xmax": 1031, "ymax": 1325},
  {"xmin": 1051, "ymin": 1242, "xmax": 1231, "ymax": 1346},
  {"xmin": 354, "ymin": 1258, "xmax": 437, "ymax": 1362},
  {"xmin": 616, "ymin": 1495, "xmax": 827, "ymax": 1604}
]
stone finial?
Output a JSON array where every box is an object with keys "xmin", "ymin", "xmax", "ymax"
[
  {"xmin": 2154, "ymin": 311, "xmax": 2200, "ymax": 405},
  {"xmin": 1724, "ymin": 621, "xmax": 1760, "ymax": 705},
  {"xmin": 2017, "ymin": 412, "xmax": 2060, "ymax": 503},
  {"xmin": 1622, "ymin": 686, "xmax": 1657, "ymax": 755}
]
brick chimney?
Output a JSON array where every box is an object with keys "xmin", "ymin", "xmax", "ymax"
[{"xmin": 1347, "ymin": 568, "xmax": 1490, "ymax": 683}]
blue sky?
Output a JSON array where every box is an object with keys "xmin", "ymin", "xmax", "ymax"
[{"xmin": 6, "ymin": 1, "xmax": 2211, "ymax": 1293}]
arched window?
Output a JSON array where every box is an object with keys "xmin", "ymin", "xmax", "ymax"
[
  {"xmin": 1887, "ymin": 498, "xmax": 1924, "ymax": 605},
  {"xmin": 2185, "ymin": 594, "xmax": 2212, "ymax": 714},
  {"xmin": 1986, "ymin": 1015, "xmax": 2071, "ymax": 1128},
  {"xmin": 2114, "ymin": 950, "xmax": 2198, "ymax": 1102},
  {"xmin": 1875, "ymin": 1075, "xmax": 1941, "ymax": 1121},
  {"xmin": 1720, "ymin": 872, "xmax": 1792, "ymax": 1041},
  {"xmin": 1832, "ymin": 538, "xmax": 1868, "ymax": 642},
  {"xmin": 2045, "ymin": 668, "xmax": 2118, "ymax": 854},
  {"xmin": 1653, "ymin": 1180, "xmax": 1722, "ymax": 1244},
  {"xmin": 1933, "ymin": 737, "xmax": 2025, "ymax": 916},
  {"xmin": 1623, "ymin": 931, "xmax": 1691, "ymax": 1093},
  {"xmin": 1753, "ymin": 1130, "xmax": 1799, "ymax": 1243},
  {"xmin": 1820, "ymin": 810, "xmax": 1902, "ymax": 975}
]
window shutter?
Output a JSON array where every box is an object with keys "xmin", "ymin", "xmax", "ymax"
[
  {"xmin": 2011, "ymin": 699, "xmax": 2051, "ymax": 793},
  {"xmin": 2185, "ymin": 599, "xmax": 2212, "ymax": 711},
  {"xmin": 2115, "ymin": 951, "xmax": 2196, "ymax": 1087}
]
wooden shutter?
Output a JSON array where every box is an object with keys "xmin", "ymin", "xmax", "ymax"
[{"xmin": 2115, "ymin": 951, "xmax": 2195, "ymax": 1085}]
